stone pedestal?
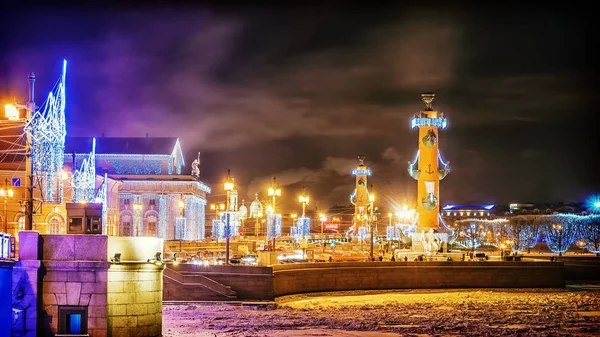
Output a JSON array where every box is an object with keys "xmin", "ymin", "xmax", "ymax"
[{"xmin": 12, "ymin": 233, "xmax": 164, "ymax": 337}]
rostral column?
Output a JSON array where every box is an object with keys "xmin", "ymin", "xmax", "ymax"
[{"xmin": 408, "ymin": 93, "xmax": 450, "ymax": 231}]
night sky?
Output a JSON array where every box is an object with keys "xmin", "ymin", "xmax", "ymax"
[{"xmin": 1, "ymin": 2, "xmax": 597, "ymax": 212}]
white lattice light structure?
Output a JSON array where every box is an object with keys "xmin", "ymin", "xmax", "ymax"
[
  {"xmin": 72, "ymin": 137, "xmax": 96, "ymax": 203},
  {"xmin": 25, "ymin": 59, "xmax": 67, "ymax": 202}
]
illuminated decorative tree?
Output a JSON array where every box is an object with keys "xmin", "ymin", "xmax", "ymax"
[
  {"xmin": 536, "ymin": 214, "xmax": 580, "ymax": 256},
  {"xmin": 454, "ymin": 220, "xmax": 489, "ymax": 252},
  {"xmin": 505, "ymin": 216, "xmax": 539, "ymax": 253},
  {"xmin": 579, "ymin": 215, "xmax": 600, "ymax": 256}
]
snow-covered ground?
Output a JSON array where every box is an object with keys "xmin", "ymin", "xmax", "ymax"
[{"xmin": 163, "ymin": 288, "xmax": 600, "ymax": 336}]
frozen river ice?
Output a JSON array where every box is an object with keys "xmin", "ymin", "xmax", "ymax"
[{"xmin": 163, "ymin": 287, "xmax": 600, "ymax": 336}]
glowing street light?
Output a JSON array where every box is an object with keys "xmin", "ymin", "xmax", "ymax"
[
  {"xmin": 319, "ymin": 213, "xmax": 327, "ymax": 234},
  {"xmin": 298, "ymin": 191, "xmax": 309, "ymax": 218}
]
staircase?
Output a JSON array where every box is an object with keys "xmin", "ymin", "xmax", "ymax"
[{"xmin": 163, "ymin": 267, "xmax": 237, "ymax": 299}]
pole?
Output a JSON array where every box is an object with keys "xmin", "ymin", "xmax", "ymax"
[
  {"xmin": 370, "ymin": 203, "xmax": 374, "ymax": 261},
  {"xmin": 226, "ymin": 190, "xmax": 230, "ymax": 264},
  {"xmin": 25, "ymin": 72, "xmax": 35, "ymax": 231}
]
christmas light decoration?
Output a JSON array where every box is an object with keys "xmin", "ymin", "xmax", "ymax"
[
  {"xmin": 26, "ymin": 59, "xmax": 67, "ymax": 202},
  {"xmin": 266, "ymin": 213, "xmax": 282, "ymax": 241},
  {"xmin": 358, "ymin": 226, "xmax": 367, "ymax": 241},
  {"xmin": 536, "ymin": 214, "xmax": 581, "ymax": 256},
  {"xmin": 296, "ymin": 216, "xmax": 311, "ymax": 238},
  {"xmin": 72, "ymin": 138, "xmax": 96, "ymax": 203},
  {"xmin": 219, "ymin": 211, "xmax": 239, "ymax": 239},
  {"xmin": 504, "ymin": 216, "xmax": 539, "ymax": 252},
  {"xmin": 95, "ymin": 173, "xmax": 108, "ymax": 234},
  {"xmin": 453, "ymin": 220, "xmax": 489, "ymax": 250},
  {"xmin": 212, "ymin": 219, "xmax": 223, "ymax": 239},
  {"xmin": 105, "ymin": 159, "xmax": 162, "ymax": 174},
  {"xmin": 578, "ymin": 215, "xmax": 600, "ymax": 256}
]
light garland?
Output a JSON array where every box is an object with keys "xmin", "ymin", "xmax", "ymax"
[
  {"xmin": 27, "ymin": 60, "xmax": 67, "ymax": 202},
  {"xmin": 535, "ymin": 214, "xmax": 581, "ymax": 255},
  {"xmin": 105, "ymin": 159, "xmax": 162, "ymax": 174},
  {"xmin": 408, "ymin": 150, "xmax": 420, "ymax": 180},
  {"xmin": 219, "ymin": 211, "xmax": 239, "ymax": 239},
  {"xmin": 579, "ymin": 215, "xmax": 600, "ymax": 254},
  {"xmin": 266, "ymin": 214, "xmax": 282, "ymax": 240},
  {"xmin": 411, "ymin": 117, "xmax": 448, "ymax": 129},
  {"xmin": 453, "ymin": 220, "xmax": 489, "ymax": 250},
  {"xmin": 296, "ymin": 216, "xmax": 311, "ymax": 238},
  {"xmin": 72, "ymin": 138, "xmax": 96, "ymax": 203},
  {"xmin": 95, "ymin": 173, "xmax": 108, "ymax": 234}
]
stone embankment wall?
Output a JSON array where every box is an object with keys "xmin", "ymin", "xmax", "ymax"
[
  {"xmin": 163, "ymin": 261, "xmax": 564, "ymax": 301},
  {"xmin": 273, "ymin": 261, "xmax": 565, "ymax": 297}
]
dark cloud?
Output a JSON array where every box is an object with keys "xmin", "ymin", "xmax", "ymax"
[{"xmin": 1, "ymin": 3, "xmax": 597, "ymax": 212}]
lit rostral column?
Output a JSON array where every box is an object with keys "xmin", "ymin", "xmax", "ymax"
[
  {"xmin": 408, "ymin": 93, "xmax": 450, "ymax": 232},
  {"xmin": 350, "ymin": 155, "xmax": 371, "ymax": 234}
]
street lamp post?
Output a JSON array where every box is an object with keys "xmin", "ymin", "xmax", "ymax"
[
  {"xmin": 299, "ymin": 194, "xmax": 309, "ymax": 218},
  {"xmin": 0, "ymin": 180, "xmax": 14, "ymax": 233},
  {"xmin": 369, "ymin": 194, "xmax": 375, "ymax": 261},
  {"xmin": 291, "ymin": 213, "xmax": 298, "ymax": 247},
  {"xmin": 4, "ymin": 72, "xmax": 36, "ymax": 231},
  {"xmin": 319, "ymin": 213, "xmax": 327, "ymax": 252},
  {"xmin": 178, "ymin": 195, "xmax": 185, "ymax": 253},
  {"xmin": 298, "ymin": 191, "xmax": 310, "ymax": 259},
  {"xmin": 133, "ymin": 202, "xmax": 142, "ymax": 237},
  {"xmin": 267, "ymin": 177, "xmax": 281, "ymax": 250},
  {"xmin": 223, "ymin": 170, "xmax": 235, "ymax": 264}
]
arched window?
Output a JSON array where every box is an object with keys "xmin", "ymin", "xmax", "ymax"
[
  {"xmin": 146, "ymin": 215, "xmax": 157, "ymax": 237},
  {"xmin": 120, "ymin": 214, "xmax": 132, "ymax": 236},
  {"xmin": 48, "ymin": 217, "xmax": 64, "ymax": 234}
]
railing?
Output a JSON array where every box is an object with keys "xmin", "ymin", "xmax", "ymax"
[
  {"xmin": 0, "ymin": 233, "xmax": 15, "ymax": 259},
  {"xmin": 164, "ymin": 266, "xmax": 237, "ymax": 298}
]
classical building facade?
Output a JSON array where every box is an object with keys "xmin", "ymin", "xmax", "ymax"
[
  {"xmin": 0, "ymin": 137, "xmax": 209, "ymax": 243},
  {"xmin": 65, "ymin": 136, "xmax": 210, "ymax": 240}
]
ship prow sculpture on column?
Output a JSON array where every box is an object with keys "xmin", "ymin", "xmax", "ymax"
[{"xmin": 408, "ymin": 93, "xmax": 451, "ymax": 254}]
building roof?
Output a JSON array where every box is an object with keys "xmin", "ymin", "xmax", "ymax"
[
  {"xmin": 65, "ymin": 137, "xmax": 180, "ymax": 155},
  {"xmin": 442, "ymin": 204, "xmax": 495, "ymax": 211}
]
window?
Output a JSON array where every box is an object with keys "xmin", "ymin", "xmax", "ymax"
[
  {"xmin": 58, "ymin": 306, "xmax": 88, "ymax": 335},
  {"xmin": 149, "ymin": 199, "xmax": 156, "ymax": 206},
  {"xmin": 124, "ymin": 199, "xmax": 131, "ymax": 205},
  {"xmin": 48, "ymin": 217, "xmax": 63, "ymax": 234},
  {"xmin": 68, "ymin": 218, "xmax": 83, "ymax": 233},
  {"xmin": 86, "ymin": 217, "xmax": 101, "ymax": 234},
  {"xmin": 18, "ymin": 217, "xmax": 25, "ymax": 231},
  {"xmin": 120, "ymin": 214, "xmax": 132, "ymax": 236},
  {"xmin": 147, "ymin": 215, "xmax": 157, "ymax": 237}
]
